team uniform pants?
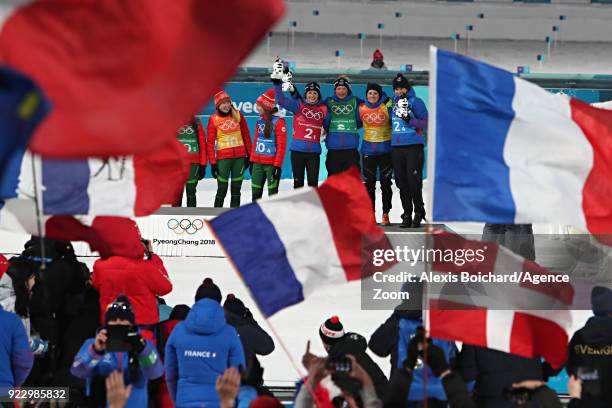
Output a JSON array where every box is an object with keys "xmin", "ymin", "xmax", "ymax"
[
  {"xmin": 362, "ymin": 153, "xmax": 393, "ymax": 215},
  {"xmin": 326, "ymin": 148, "xmax": 360, "ymax": 176},
  {"xmin": 291, "ymin": 151, "xmax": 320, "ymax": 188},
  {"xmin": 174, "ymin": 163, "xmax": 199, "ymax": 207},
  {"xmin": 214, "ymin": 157, "xmax": 245, "ymax": 208},
  {"xmin": 392, "ymin": 145, "xmax": 425, "ymax": 221},
  {"xmin": 251, "ymin": 163, "xmax": 279, "ymax": 201}
]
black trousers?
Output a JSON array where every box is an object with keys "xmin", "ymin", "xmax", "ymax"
[
  {"xmin": 362, "ymin": 153, "xmax": 393, "ymax": 214},
  {"xmin": 291, "ymin": 151, "xmax": 320, "ymax": 188},
  {"xmin": 326, "ymin": 149, "xmax": 360, "ymax": 176},
  {"xmin": 392, "ymin": 145, "xmax": 425, "ymax": 220}
]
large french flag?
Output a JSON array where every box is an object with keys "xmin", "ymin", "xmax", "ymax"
[
  {"xmin": 0, "ymin": 0, "xmax": 284, "ymax": 158},
  {"xmin": 209, "ymin": 168, "xmax": 392, "ymax": 317},
  {"xmin": 428, "ymin": 47, "xmax": 612, "ymax": 235},
  {"xmin": 0, "ymin": 140, "xmax": 188, "ymax": 236},
  {"xmin": 426, "ymin": 231, "xmax": 574, "ymax": 369}
]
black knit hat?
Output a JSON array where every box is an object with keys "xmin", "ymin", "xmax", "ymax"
[
  {"xmin": 195, "ymin": 278, "xmax": 222, "ymax": 303},
  {"xmin": 169, "ymin": 304, "xmax": 190, "ymax": 321},
  {"xmin": 105, "ymin": 295, "xmax": 135, "ymax": 325},
  {"xmin": 334, "ymin": 76, "xmax": 351, "ymax": 92},
  {"xmin": 304, "ymin": 81, "xmax": 321, "ymax": 101},
  {"xmin": 392, "ymin": 73, "xmax": 410, "ymax": 90},
  {"xmin": 319, "ymin": 315, "xmax": 345, "ymax": 346},
  {"xmin": 224, "ymin": 293, "xmax": 247, "ymax": 316},
  {"xmin": 592, "ymin": 286, "xmax": 612, "ymax": 316},
  {"xmin": 365, "ymin": 83, "xmax": 382, "ymax": 99}
]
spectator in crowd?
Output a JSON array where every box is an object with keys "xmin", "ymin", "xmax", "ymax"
[
  {"xmin": 0, "ymin": 300, "xmax": 34, "ymax": 401},
  {"xmin": 565, "ymin": 286, "xmax": 612, "ymax": 408},
  {"xmin": 156, "ymin": 304, "xmax": 190, "ymax": 408},
  {"xmin": 396, "ymin": 321, "xmax": 457, "ymax": 406},
  {"xmin": 459, "ymin": 345, "xmax": 555, "ymax": 408},
  {"xmin": 207, "ymin": 90, "xmax": 252, "ymax": 208},
  {"xmin": 224, "ymin": 293, "xmax": 275, "ymax": 399},
  {"xmin": 323, "ymin": 76, "xmax": 364, "ymax": 175},
  {"xmin": 54, "ymin": 267, "xmax": 101, "ymax": 405},
  {"xmin": 359, "ymin": 82, "xmax": 393, "ymax": 226},
  {"xmin": 388, "ymin": 73, "xmax": 428, "ymax": 228},
  {"xmin": 271, "ymin": 60, "xmax": 327, "ymax": 189},
  {"xmin": 370, "ymin": 49, "xmax": 388, "ymax": 70},
  {"xmin": 317, "ymin": 316, "xmax": 388, "ymax": 399},
  {"xmin": 482, "ymin": 224, "xmax": 536, "ymax": 261},
  {"xmin": 70, "ymin": 295, "xmax": 163, "ymax": 407},
  {"xmin": 92, "ymin": 219, "xmax": 172, "ymax": 341},
  {"xmin": 0, "ymin": 257, "xmax": 47, "ymax": 355},
  {"xmin": 164, "ymin": 278, "xmax": 245, "ymax": 407},
  {"xmin": 174, "ymin": 117, "xmax": 207, "ymax": 207},
  {"xmin": 250, "ymin": 89, "xmax": 287, "ymax": 200}
]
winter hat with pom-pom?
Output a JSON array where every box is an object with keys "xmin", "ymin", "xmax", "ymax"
[
  {"xmin": 224, "ymin": 294, "xmax": 247, "ymax": 316},
  {"xmin": 105, "ymin": 295, "xmax": 135, "ymax": 325},
  {"xmin": 256, "ymin": 89, "xmax": 276, "ymax": 112},
  {"xmin": 319, "ymin": 315, "xmax": 345, "ymax": 346},
  {"xmin": 195, "ymin": 278, "xmax": 222, "ymax": 303}
]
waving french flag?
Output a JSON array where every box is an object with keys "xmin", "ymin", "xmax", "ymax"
[
  {"xmin": 0, "ymin": 140, "xmax": 188, "ymax": 241},
  {"xmin": 209, "ymin": 168, "xmax": 393, "ymax": 317},
  {"xmin": 426, "ymin": 231, "xmax": 574, "ymax": 369},
  {"xmin": 428, "ymin": 47, "xmax": 612, "ymax": 235}
]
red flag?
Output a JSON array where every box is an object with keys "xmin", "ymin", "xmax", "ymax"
[
  {"xmin": 0, "ymin": 0, "xmax": 284, "ymax": 158},
  {"xmin": 425, "ymin": 231, "xmax": 574, "ymax": 369}
]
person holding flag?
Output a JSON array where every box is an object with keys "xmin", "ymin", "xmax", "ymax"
[
  {"xmin": 250, "ymin": 89, "xmax": 287, "ymax": 200},
  {"xmin": 389, "ymin": 73, "xmax": 428, "ymax": 228},
  {"xmin": 359, "ymin": 83, "xmax": 393, "ymax": 226},
  {"xmin": 174, "ymin": 118, "xmax": 207, "ymax": 207},
  {"xmin": 207, "ymin": 91, "xmax": 252, "ymax": 208},
  {"xmin": 271, "ymin": 60, "xmax": 327, "ymax": 189},
  {"xmin": 323, "ymin": 76, "xmax": 364, "ymax": 175}
]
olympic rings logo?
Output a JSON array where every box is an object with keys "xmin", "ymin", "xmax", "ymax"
[
  {"xmin": 218, "ymin": 120, "xmax": 238, "ymax": 131},
  {"xmin": 178, "ymin": 125, "xmax": 194, "ymax": 134},
  {"xmin": 257, "ymin": 123, "xmax": 266, "ymax": 134},
  {"xmin": 331, "ymin": 104, "xmax": 354, "ymax": 115},
  {"xmin": 301, "ymin": 108, "xmax": 323, "ymax": 120},
  {"xmin": 167, "ymin": 218, "xmax": 205, "ymax": 235},
  {"xmin": 362, "ymin": 112, "xmax": 387, "ymax": 124}
]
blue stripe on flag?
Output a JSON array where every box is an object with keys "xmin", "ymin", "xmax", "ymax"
[
  {"xmin": 210, "ymin": 203, "xmax": 304, "ymax": 317},
  {"xmin": 433, "ymin": 49, "xmax": 517, "ymax": 222},
  {"xmin": 0, "ymin": 149, "xmax": 25, "ymax": 201},
  {"xmin": 41, "ymin": 159, "xmax": 90, "ymax": 214}
]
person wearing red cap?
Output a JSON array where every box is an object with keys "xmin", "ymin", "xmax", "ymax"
[
  {"xmin": 206, "ymin": 90, "xmax": 252, "ymax": 208},
  {"xmin": 174, "ymin": 117, "xmax": 207, "ymax": 207},
  {"xmin": 251, "ymin": 89, "xmax": 287, "ymax": 201},
  {"xmin": 370, "ymin": 49, "xmax": 388, "ymax": 70}
]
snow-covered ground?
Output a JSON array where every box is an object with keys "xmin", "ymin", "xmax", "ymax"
[{"xmin": 243, "ymin": 33, "xmax": 612, "ymax": 75}]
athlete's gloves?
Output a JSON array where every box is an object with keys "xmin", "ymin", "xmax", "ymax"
[
  {"xmin": 273, "ymin": 166, "xmax": 282, "ymax": 180},
  {"xmin": 197, "ymin": 164, "xmax": 207, "ymax": 180},
  {"xmin": 243, "ymin": 155, "xmax": 251, "ymax": 174},
  {"xmin": 281, "ymin": 71, "xmax": 295, "ymax": 93},
  {"xmin": 270, "ymin": 58, "xmax": 285, "ymax": 85},
  {"xmin": 211, "ymin": 164, "xmax": 219, "ymax": 179}
]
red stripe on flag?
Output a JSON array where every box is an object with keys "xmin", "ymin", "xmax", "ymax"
[
  {"xmin": 428, "ymin": 299, "xmax": 487, "ymax": 347},
  {"xmin": 510, "ymin": 312, "xmax": 569, "ymax": 369},
  {"xmin": 316, "ymin": 167, "xmax": 391, "ymax": 280},
  {"xmin": 519, "ymin": 259, "xmax": 574, "ymax": 305},
  {"xmin": 570, "ymin": 99, "xmax": 612, "ymax": 238},
  {"xmin": 432, "ymin": 230, "xmax": 499, "ymax": 274},
  {"xmin": 0, "ymin": 0, "xmax": 285, "ymax": 158},
  {"xmin": 134, "ymin": 139, "xmax": 189, "ymax": 216}
]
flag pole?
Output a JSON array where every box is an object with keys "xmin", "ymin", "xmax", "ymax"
[
  {"xmin": 31, "ymin": 154, "xmax": 46, "ymax": 271},
  {"xmin": 205, "ymin": 220, "xmax": 325, "ymax": 403}
]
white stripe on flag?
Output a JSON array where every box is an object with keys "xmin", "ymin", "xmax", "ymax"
[
  {"xmin": 87, "ymin": 157, "xmax": 137, "ymax": 216},
  {"xmin": 486, "ymin": 310, "xmax": 515, "ymax": 353},
  {"xmin": 258, "ymin": 188, "xmax": 345, "ymax": 297},
  {"xmin": 505, "ymin": 78, "xmax": 592, "ymax": 228}
]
